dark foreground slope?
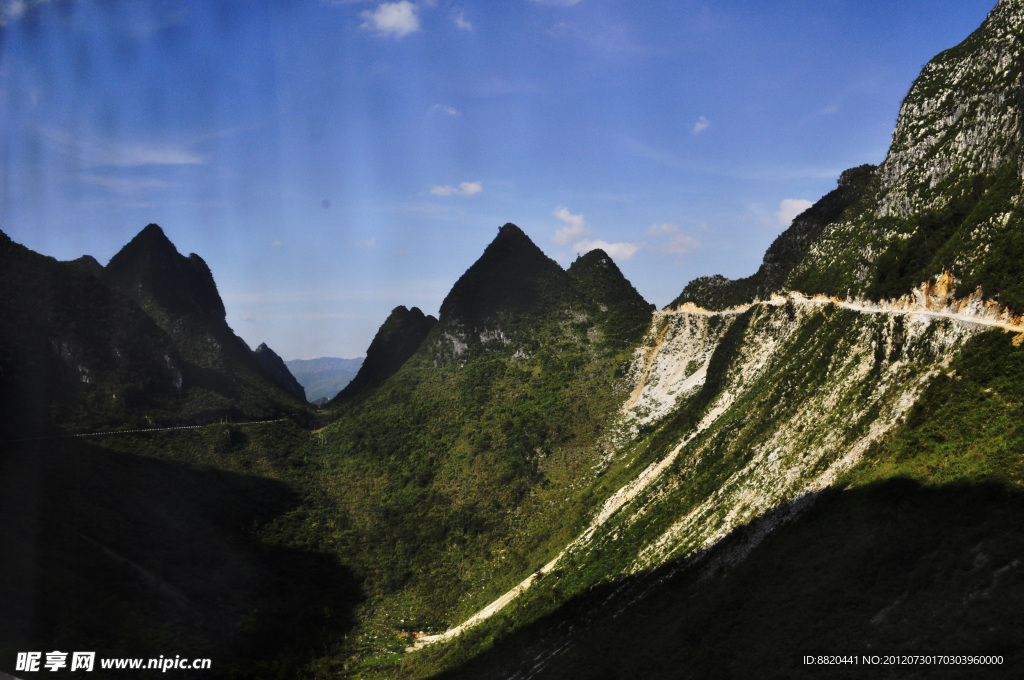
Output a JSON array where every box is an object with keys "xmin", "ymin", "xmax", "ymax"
[
  {"xmin": 435, "ymin": 481, "xmax": 1024, "ymax": 680},
  {"xmin": 0, "ymin": 425, "xmax": 361, "ymax": 679}
]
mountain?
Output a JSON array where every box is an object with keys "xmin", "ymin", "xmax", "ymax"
[
  {"xmin": 104, "ymin": 223, "xmax": 227, "ymax": 330},
  {"xmin": 438, "ymin": 223, "xmax": 575, "ymax": 328},
  {"xmin": 284, "ymin": 356, "xmax": 363, "ymax": 403},
  {"xmin": 567, "ymin": 248, "xmax": 655, "ymax": 347},
  {"xmin": 254, "ymin": 343, "xmax": 307, "ymax": 402},
  {"xmin": 0, "ymin": 229, "xmax": 186, "ymax": 437},
  {"xmin": 330, "ymin": 305, "xmax": 436, "ymax": 404},
  {"xmin": 670, "ymin": 164, "xmax": 877, "ymax": 310},
  {"xmin": 0, "ymin": 225, "xmax": 305, "ymax": 437},
  {"xmin": 102, "ymin": 223, "xmax": 305, "ymax": 420},
  {"xmin": 307, "ymin": 224, "xmax": 656, "ymax": 658},
  {"xmin": 7, "ymin": 2, "xmax": 1024, "ymax": 678},
  {"xmin": 676, "ymin": 0, "xmax": 1024, "ymax": 313},
  {"xmin": 373, "ymin": 3, "xmax": 1024, "ymax": 676}
]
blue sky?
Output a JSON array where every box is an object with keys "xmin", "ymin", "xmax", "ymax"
[{"xmin": 0, "ymin": 0, "xmax": 997, "ymax": 358}]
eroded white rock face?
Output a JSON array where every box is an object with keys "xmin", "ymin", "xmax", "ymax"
[
  {"xmin": 591, "ymin": 300, "xmax": 980, "ymax": 578},
  {"xmin": 619, "ymin": 310, "xmax": 734, "ymax": 433}
]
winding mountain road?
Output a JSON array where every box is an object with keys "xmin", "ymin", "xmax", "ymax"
[{"xmin": 407, "ymin": 287, "xmax": 1024, "ymax": 651}]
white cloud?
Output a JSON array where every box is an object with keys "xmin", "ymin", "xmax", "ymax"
[
  {"xmin": 360, "ymin": 1, "xmax": 421, "ymax": 39},
  {"xmin": 0, "ymin": 0, "xmax": 42, "ymax": 26},
  {"xmin": 453, "ymin": 9, "xmax": 471, "ymax": 30},
  {"xmin": 430, "ymin": 181, "xmax": 482, "ymax": 197},
  {"xmin": 775, "ymin": 198, "xmax": 814, "ymax": 227},
  {"xmin": 39, "ymin": 127, "xmax": 205, "ymax": 167},
  {"xmin": 553, "ymin": 206, "xmax": 590, "ymax": 245},
  {"xmin": 530, "ymin": 0, "xmax": 584, "ymax": 6},
  {"xmin": 78, "ymin": 174, "xmax": 173, "ymax": 195},
  {"xmin": 270, "ymin": 240, "xmax": 284, "ymax": 248},
  {"xmin": 572, "ymin": 239, "xmax": 640, "ymax": 261},
  {"xmin": 431, "ymin": 103, "xmax": 461, "ymax": 116},
  {"xmin": 664, "ymin": 233, "xmax": 700, "ymax": 255},
  {"xmin": 240, "ymin": 313, "xmax": 256, "ymax": 322},
  {"xmin": 692, "ymin": 115, "xmax": 710, "ymax": 135},
  {"xmin": 648, "ymin": 223, "xmax": 700, "ymax": 255}
]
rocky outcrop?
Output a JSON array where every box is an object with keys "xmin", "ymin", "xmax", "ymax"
[{"xmin": 878, "ymin": 0, "xmax": 1024, "ymax": 217}]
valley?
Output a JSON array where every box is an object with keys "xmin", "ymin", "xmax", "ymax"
[{"xmin": 4, "ymin": 1, "xmax": 1024, "ymax": 679}]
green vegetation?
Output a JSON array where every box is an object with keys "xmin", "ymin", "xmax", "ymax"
[
  {"xmin": 844, "ymin": 329, "xmax": 1024, "ymax": 489},
  {"xmin": 867, "ymin": 164, "xmax": 1024, "ymax": 303},
  {"xmin": 384, "ymin": 314, "xmax": 1024, "ymax": 680},
  {"xmin": 671, "ymin": 164, "xmax": 878, "ymax": 310},
  {"xmin": 8, "ymin": 4, "xmax": 1024, "ymax": 668},
  {"xmin": 427, "ymin": 480, "xmax": 1024, "ymax": 680}
]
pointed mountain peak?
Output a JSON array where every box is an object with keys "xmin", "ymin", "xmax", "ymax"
[
  {"xmin": 122, "ymin": 223, "xmax": 179, "ymax": 258},
  {"xmin": 104, "ymin": 223, "xmax": 226, "ymax": 326},
  {"xmin": 569, "ymin": 248, "xmax": 653, "ymax": 347},
  {"xmin": 331, "ymin": 305, "xmax": 437, "ymax": 404},
  {"xmin": 568, "ymin": 248, "xmax": 617, "ymax": 274},
  {"xmin": 138, "ymin": 222, "xmax": 171, "ymax": 241},
  {"xmin": 486, "ymin": 222, "xmax": 545, "ymax": 256},
  {"xmin": 491, "ymin": 222, "xmax": 532, "ymax": 245},
  {"xmin": 438, "ymin": 223, "xmax": 574, "ymax": 328},
  {"xmin": 107, "ymin": 223, "xmax": 181, "ymax": 270},
  {"xmin": 253, "ymin": 343, "xmax": 307, "ymax": 402}
]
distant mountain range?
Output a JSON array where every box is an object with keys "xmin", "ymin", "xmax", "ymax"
[{"xmin": 285, "ymin": 356, "xmax": 364, "ymax": 403}]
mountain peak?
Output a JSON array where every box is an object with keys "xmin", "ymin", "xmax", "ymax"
[
  {"xmin": 494, "ymin": 221, "xmax": 530, "ymax": 242},
  {"xmin": 139, "ymin": 222, "xmax": 170, "ymax": 240},
  {"xmin": 253, "ymin": 343, "xmax": 307, "ymax": 402},
  {"xmin": 104, "ymin": 224, "xmax": 226, "ymax": 324},
  {"xmin": 331, "ymin": 305, "xmax": 436, "ymax": 403},
  {"xmin": 123, "ymin": 223, "xmax": 179, "ymax": 258},
  {"xmin": 569, "ymin": 248, "xmax": 614, "ymax": 271},
  {"xmin": 438, "ymin": 223, "xmax": 573, "ymax": 328},
  {"xmin": 878, "ymin": 0, "xmax": 1024, "ymax": 217},
  {"xmin": 568, "ymin": 249, "xmax": 653, "ymax": 346}
]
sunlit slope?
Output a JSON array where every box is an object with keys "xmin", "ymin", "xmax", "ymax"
[
  {"xmin": 677, "ymin": 0, "xmax": 1024, "ymax": 313},
  {"xmin": 401, "ymin": 294, "xmax": 1023, "ymax": 679}
]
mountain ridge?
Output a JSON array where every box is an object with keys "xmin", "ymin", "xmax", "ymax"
[
  {"xmin": 7, "ymin": 2, "xmax": 1024, "ymax": 677},
  {"xmin": 331, "ymin": 305, "xmax": 437, "ymax": 404}
]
